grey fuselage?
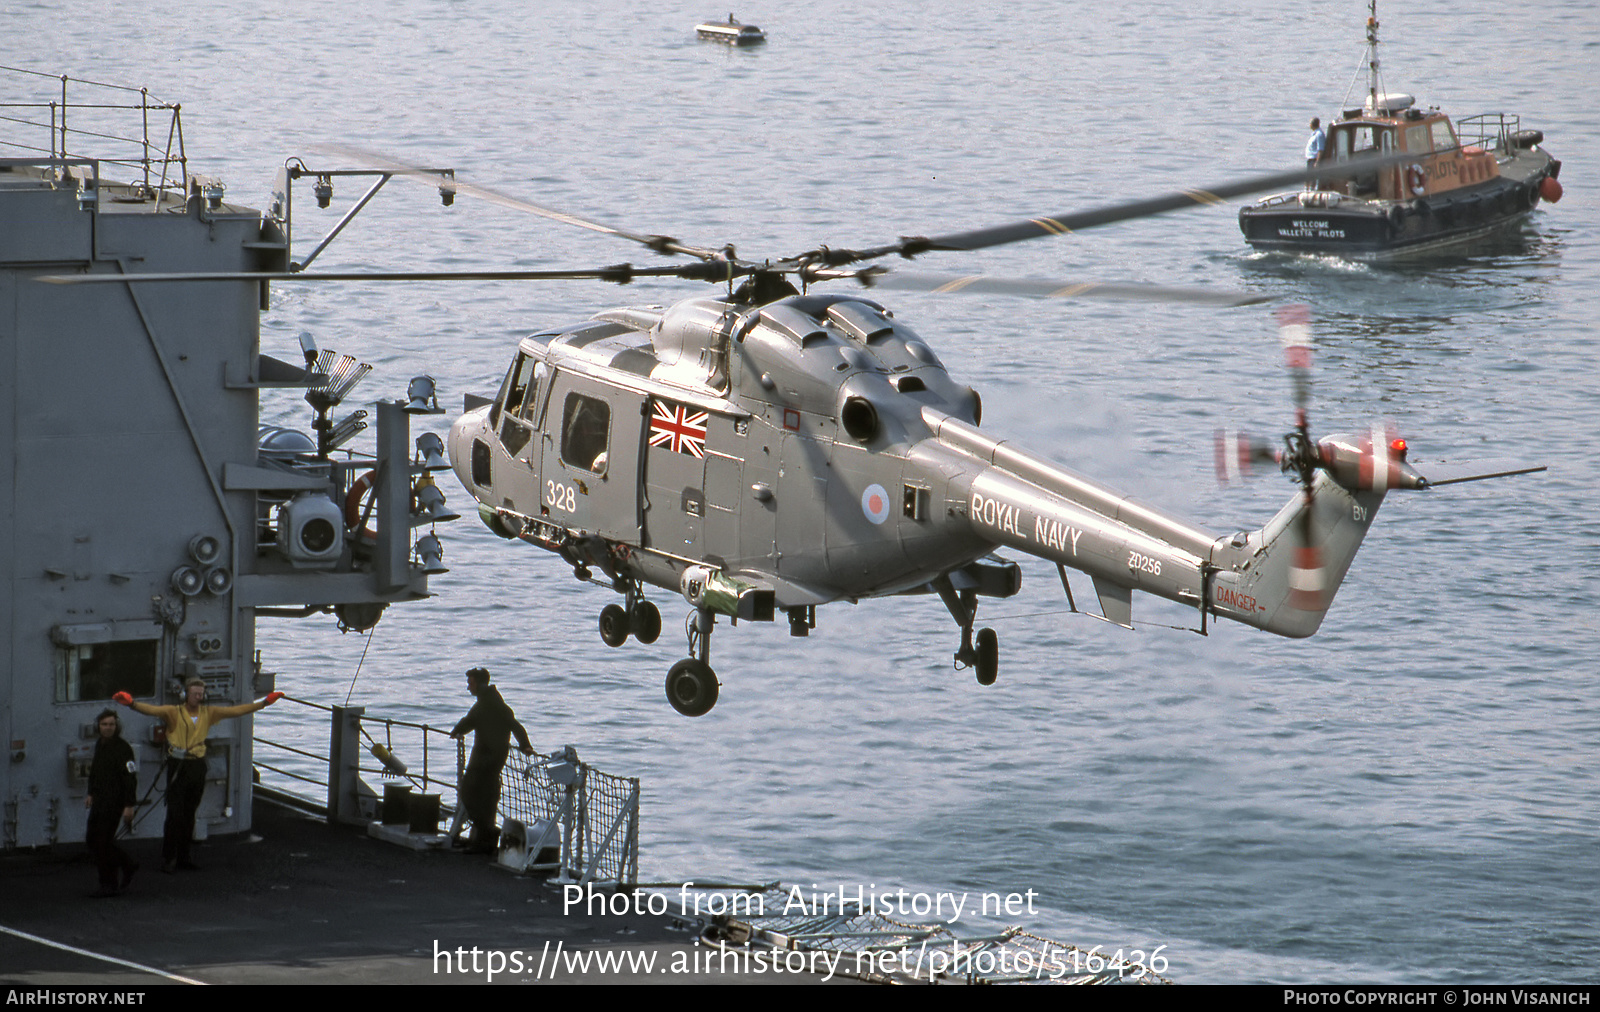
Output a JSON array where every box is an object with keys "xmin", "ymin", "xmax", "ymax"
[{"xmin": 451, "ymin": 291, "xmax": 1388, "ymax": 639}]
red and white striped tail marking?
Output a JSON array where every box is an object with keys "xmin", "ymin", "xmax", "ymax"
[
  {"xmin": 1289, "ymin": 543, "xmax": 1326, "ymax": 611},
  {"xmin": 1356, "ymin": 421, "xmax": 1402, "ymax": 492}
]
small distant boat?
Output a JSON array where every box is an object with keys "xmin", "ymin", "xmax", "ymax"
[
  {"xmin": 696, "ymin": 14, "xmax": 766, "ymax": 46},
  {"xmin": 1239, "ymin": 0, "xmax": 1562, "ymax": 259}
]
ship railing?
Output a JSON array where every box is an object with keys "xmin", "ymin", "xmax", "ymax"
[
  {"xmin": 0, "ymin": 64, "xmax": 187, "ymax": 200},
  {"xmin": 1455, "ymin": 113, "xmax": 1522, "ymax": 154},
  {"xmin": 253, "ymin": 694, "xmax": 639, "ymax": 889},
  {"xmin": 254, "ymin": 694, "xmax": 461, "ymax": 810}
]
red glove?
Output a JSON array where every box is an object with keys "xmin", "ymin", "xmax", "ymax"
[
  {"xmin": 113, "ymin": 692, "xmax": 133, "ymax": 706},
  {"xmin": 265, "ymin": 691, "xmax": 285, "ymax": 704}
]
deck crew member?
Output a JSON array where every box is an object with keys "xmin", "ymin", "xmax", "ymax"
[
  {"xmin": 114, "ymin": 680, "xmax": 283, "ymax": 873},
  {"xmin": 450, "ymin": 667, "xmax": 534, "ymax": 854},
  {"xmin": 1305, "ymin": 117, "xmax": 1326, "ymax": 186},
  {"xmin": 85, "ymin": 709, "xmax": 139, "ymax": 897}
]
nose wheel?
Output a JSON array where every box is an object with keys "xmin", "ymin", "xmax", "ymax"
[
  {"xmin": 665, "ymin": 607, "xmax": 720, "ymax": 716},
  {"xmin": 665, "ymin": 658, "xmax": 719, "ymax": 717}
]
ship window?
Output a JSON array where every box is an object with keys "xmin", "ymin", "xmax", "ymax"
[
  {"xmin": 1405, "ymin": 124, "xmax": 1430, "ymax": 153},
  {"xmin": 1333, "ymin": 124, "xmax": 1394, "ymax": 159},
  {"xmin": 1430, "ymin": 120, "xmax": 1457, "ymax": 152},
  {"xmin": 55, "ymin": 640, "xmax": 159, "ymax": 703},
  {"xmin": 561, "ymin": 393, "xmax": 611, "ymax": 474}
]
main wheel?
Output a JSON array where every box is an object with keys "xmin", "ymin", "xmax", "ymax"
[
  {"xmin": 599, "ymin": 604, "xmax": 630, "ymax": 647},
  {"xmin": 631, "ymin": 600, "xmax": 662, "ymax": 645},
  {"xmin": 974, "ymin": 627, "xmax": 998, "ymax": 686},
  {"xmin": 665, "ymin": 658, "xmax": 719, "ymax": 716}
]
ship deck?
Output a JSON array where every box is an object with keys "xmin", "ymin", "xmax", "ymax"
[{"xmin": 0, "ymin": 796, "xmax": 830, "ymax": 986}]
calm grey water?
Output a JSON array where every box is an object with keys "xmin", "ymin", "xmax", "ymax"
[{"xmin": 17, "ymin": 0, "xmax": 1597, "ymax": 984}]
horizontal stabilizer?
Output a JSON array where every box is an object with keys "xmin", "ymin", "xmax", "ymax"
[
  {"xmin": 1091, "ymin": 575, "xmax": 1134, "ymax": 629},
  {"xmin": 1420, "ymin": 460, "xmax": 1548, "ymax": 486}
]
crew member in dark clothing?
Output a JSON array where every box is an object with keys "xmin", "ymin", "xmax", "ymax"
[
  {"xmin": 450, "ymin": 667, "xmax": 533, "ymax": 854},
  {"xmin": 85, "ymin": 709, "xmax": 139, "ymax": 897}
]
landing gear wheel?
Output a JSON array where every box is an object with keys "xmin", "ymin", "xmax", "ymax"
[
  {"xmin": 631, "ymin": 600, "xmax": 662, "ymax": 645},
  {"xmin": 665, "ymin": 659, "xmax": 719, "ymax": 716},
  {"xmin": 599, "ymin": 604, "xmax": 630, "ymax": 647},
  {"xmin": 974, "ymin": 627, "xmax": 998, "ymax": 686}
]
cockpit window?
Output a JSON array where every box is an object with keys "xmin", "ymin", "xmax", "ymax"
[
  {"xmin": 503, "ymin": 353, "xmax": 538, "ymax": 418},
  {"xmin": 561, "ymin": 393, "xmax": 611, "ymax": 474}
]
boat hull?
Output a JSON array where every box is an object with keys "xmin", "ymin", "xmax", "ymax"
[{"xmin": 1241, "ymin": 146, "xmax": 1559, "ymax": 259}]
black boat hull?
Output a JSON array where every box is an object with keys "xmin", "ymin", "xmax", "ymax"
[{"xmin": 1241, "ymin": 149, "xmax": 1560, "ymax": 258}]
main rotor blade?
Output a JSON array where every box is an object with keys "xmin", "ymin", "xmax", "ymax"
[
  {"xmin": 832, "ymin": 154, "xmax": 1412, "ymax": 262},
  {"xmin": 809, "ymin": 267, "xmax": 1269, "ymax": 306},
  {"xmin": 317, "ymin": 144, "xmax": 727, "ymax": 261},
  {"xmin": 34, "ymin": 264, "xmax": 743, "ymax": 285}
]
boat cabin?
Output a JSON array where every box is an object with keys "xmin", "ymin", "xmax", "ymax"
[{"xmin": 1319, "ymin": 95, "xmax": 1500, "ymax": 202}]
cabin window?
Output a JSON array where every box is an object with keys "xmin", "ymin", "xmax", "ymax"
[
  {"xmin": 1332, "ymin": 124, "xmax": 1395, "ymax": 158},
  {"xmin": 1430, "ymin": 120, "xmax": 1457, "ymax": 151},
  {"xmin": 1404, "ymin": 124, "xmax": 1430, "ymax": 153},
  {"xmin": 54, "ymin": 639, "xmax": 159, "ymax": 703},
  {"xmin": 561, "ymin": 393, "xmax": 611, "ymax": 474}
]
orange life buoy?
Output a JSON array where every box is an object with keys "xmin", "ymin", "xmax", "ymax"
[
  {"xmin": 1405, "ymin": 164, "xmax": 1427, "ymax": 196},
  {"xmin": 344, "ymin": 470, "xmax": 379, "ymax": 545}
]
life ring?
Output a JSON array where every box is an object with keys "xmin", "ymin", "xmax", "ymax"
[
  {"xmin": 344, "ymin": 470, "xmax": 379, "ymax": 546},
  {"xmin": 1405, "ymin": 164, "xmax": 1427, "ymax": 196}
]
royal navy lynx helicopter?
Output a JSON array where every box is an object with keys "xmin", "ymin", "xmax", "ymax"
[
  {"xmin": 400, "ymin": 161, "xmax": 1540, "ymax": 717},
  {"xmin": 50, "ymin": 154, "xmax": 1543, "ymax": 716}
]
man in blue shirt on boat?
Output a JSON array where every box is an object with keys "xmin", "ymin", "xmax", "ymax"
[{"xmin": 1305, "ymin": 117, "xmax": 1326, "ymax": 184}]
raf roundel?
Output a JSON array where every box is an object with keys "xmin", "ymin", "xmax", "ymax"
[{"xmin": 861, "ymin": 483, "xmax": 891, "ymax": 525}]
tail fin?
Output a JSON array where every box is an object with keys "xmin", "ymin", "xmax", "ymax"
[{"xmin": 1213, "ymin": 473, "xmax": 1387, "ymax": 638}]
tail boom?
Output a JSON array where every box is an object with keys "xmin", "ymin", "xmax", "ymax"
[{"xmin": 923, "ymin": 410, "xmax": 1391, "ymax": 638}]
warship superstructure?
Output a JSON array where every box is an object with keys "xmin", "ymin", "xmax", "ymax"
[{"xmin": 1, "ymin": 69, "xmax": 449, "ymax": 850}]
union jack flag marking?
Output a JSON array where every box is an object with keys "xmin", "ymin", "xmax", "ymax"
[{"xmin": 648, "ymin": 399, "xmax": 708, "ymax": 458}]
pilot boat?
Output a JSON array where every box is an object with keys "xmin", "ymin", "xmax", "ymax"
[
  {"xmin": 1239, "ymin": 2, "xmax": 1561, "ymax": 259},
  {"xmin": 696, "ymin": 15, "xmax": 766, "ymax": 45}
]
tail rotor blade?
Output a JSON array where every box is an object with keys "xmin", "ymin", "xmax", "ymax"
[
  {"xmin": 1213, "ymin": 428, "xmax": 1278, "ymax": 485},
  {"xmin": 1277, "ymin": 302, "xmax": 1314, "ymax": 420},
  {"xmin": 1289, "ymin": 499, "xmax": 1327, "ymax": 612}
]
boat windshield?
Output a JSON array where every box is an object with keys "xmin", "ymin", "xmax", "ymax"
[
  {"xmin": 1430, "ymin": 119, "xmax": 1458, "ymax": 152},
  {"xmin": 1330, "ymin": 122, "xmax": 1397, "ymax": 160}
]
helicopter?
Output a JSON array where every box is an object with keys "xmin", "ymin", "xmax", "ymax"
[
  {"xmin": 45, "ymin": 153, "xmax": 1544, "ymax": 716},
  {"xmin": 405, "ymin": 160, "xmax": 1542, "ymax": 717}
]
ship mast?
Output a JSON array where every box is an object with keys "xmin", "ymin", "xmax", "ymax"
[
  {"xmin": 1365, "ymin": 0, "xmax": 1381, "ymax": 113},
  {"xmin": 1339, "ymin": 0, "xmax": 1388, "ymax": 116}
]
